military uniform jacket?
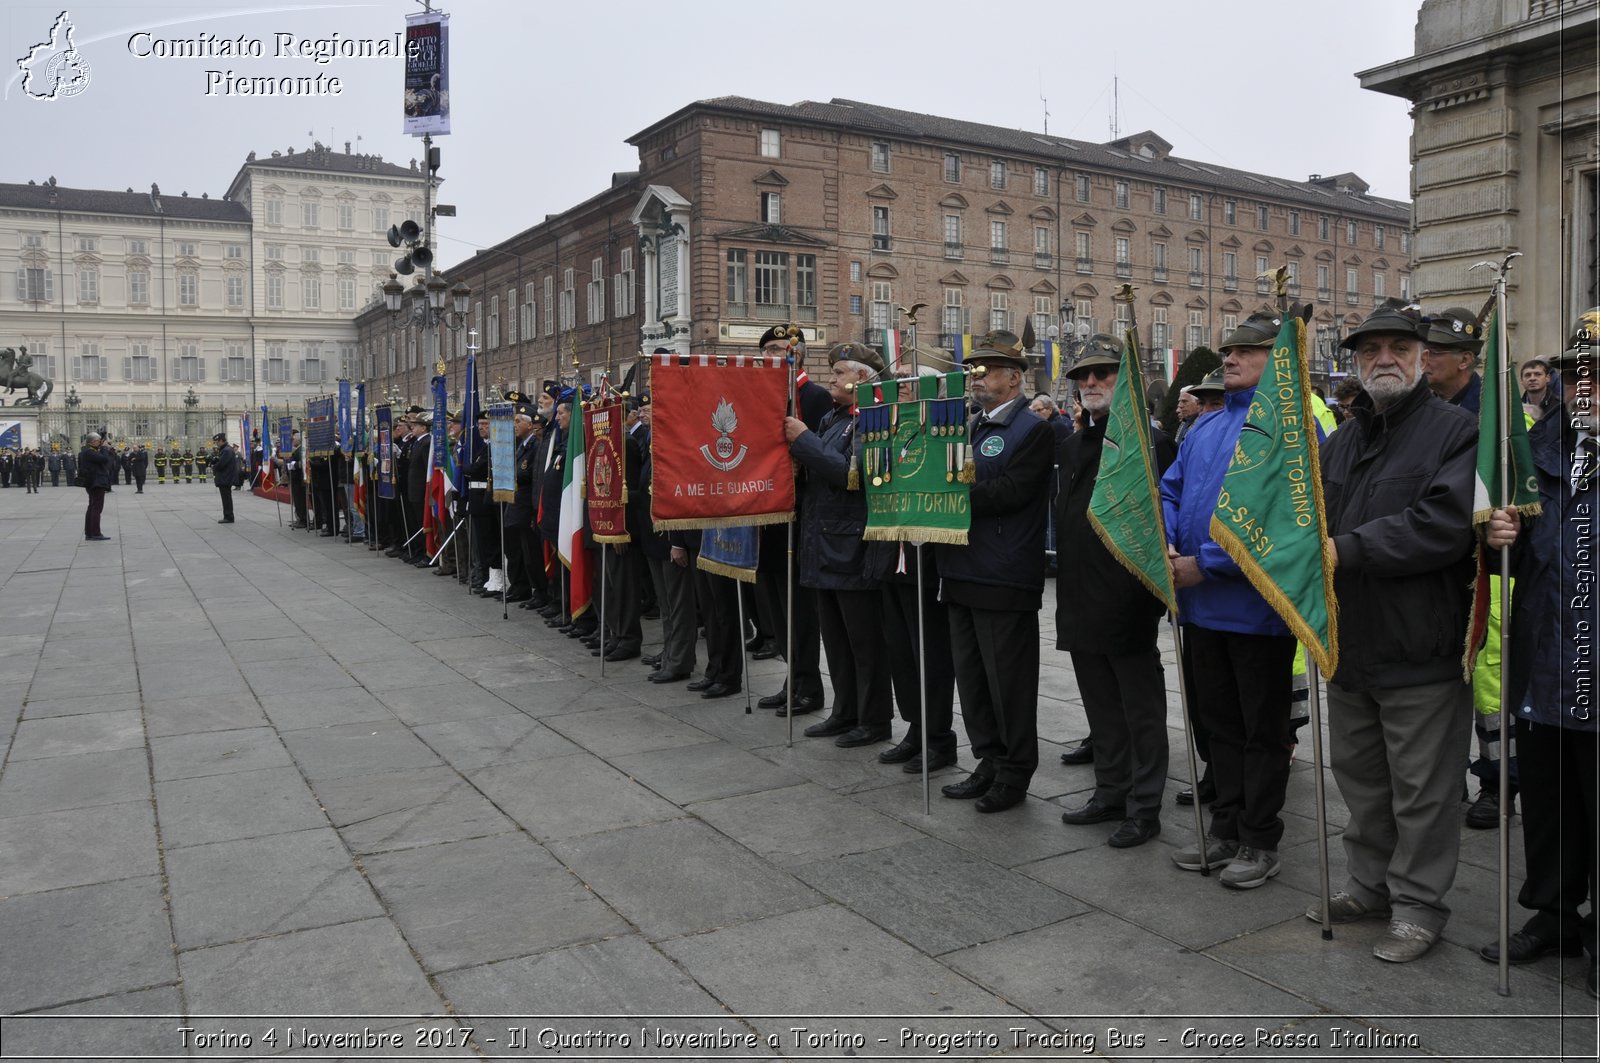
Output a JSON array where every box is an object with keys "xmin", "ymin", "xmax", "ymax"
[
  {"xmin": 211, "ymin": 445, "xmax": 238, "ymax": 485},
  {"xmin": 130, "ymin": 450, "xmax": 147, "ymax": 473},
  {"xmin": 465, "ymin": 443, "xmax": 493, "ymax": 516},
  {"xmin": 505, "ymin": 435, "xmax": 537, "ymax": 527},
  {"xmin": 406, "ymin": 433, "xmax": 431, "ymax": 502},
  {"xmin": 789, "ymin": 405, "xmax": 881, "ymax": 592},
  {"xmin": 623, "ymin": 424, "xmax": 651, "ymax": 542}
]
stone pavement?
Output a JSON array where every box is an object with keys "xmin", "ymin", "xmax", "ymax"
[{"xmin": 0, "ymin": 484, "xmax": 1593, "ymax": 1062}]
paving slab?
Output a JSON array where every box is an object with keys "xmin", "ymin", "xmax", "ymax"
[
  {"xmin": 0, "ymin": 746, "xmax": 151, "ymax": 818},
  {"xmin": 313, "ymin": 764, "xmax": 517, "ymax": 855},
  {"xmin": 7, "ymin": 709, "xmax": 145, "ymax": 760},
  {"xmin": 472, "ymin": 753, "xmax": 684, "ymax": 841},
  {"xmin": 179, "ymin": 918, "xmax": 442, "ymax": 1017},
  {"xmin": 363, "ymin": 834, "xmax": 629, "ymax": 973},
  {"xmin": 539, "ymin": 703, "xmax": 714, "ymax": 759},
  {"xmin": 688, "ymin": 782, "xmax": 924, "ymax": 868},
  {"xmin": 225, "ymin": 635, "xmax": 327, "ymax": 663},
  {"xmin": 0, "ymin": 986, "xmax": 184, "ymax": 1061},
  {"xmin": 0, "ymin": 800, "xmax": 159, "ymax": 894},
  {"xmin": 343, "ymin": 654, "xmax": 466, "ymax": 692},
  {"xmin": 164, "ymin": 826, "xmax": 383, "ymax": 949},
  {"xmin": 376, "ymin": 681, "xmax": 520, "ymax": 727},
  {"xmin": 0, "ymin": 876, "xmax": 177, "ymax": 1014},
  {"xmin": 750, "ymin": 728, "xmax": 941, "ymax": 793},
  {"xmin": 609, "ymin": 740, "xmax": 807, "ymax": 805},
  {"xmin": 238, "ymin": 656, "xmax": 359, "ymax": 697},
  {"xmin": 150, "ymin": 726, "xmax": 293, "ymax": 781},
  {"xmin": 411, "ymin": 713, "xmax": 579, "ymax": 772},
  {"xmin": 258, "ymin": 686, "xmax": 395, "ymax": 731},
  {"xmin": 850, "ymin": 777, "xmax": 1091, "ymax": 867},
  {"xmin": 279, "ymin": 719, "xmax": 444, "ymax": 782},
  {"xmin": 155, "ymin": 765, "xmax": 327, "ymax": 848},
  {"xmin": 142, "ymin": 692, "xmax": 270, "ymax": 738},
  {"xmin": 19, "ymin": 689, "xmax": 142, "ymax": 720},
  {"xmin": 549, "ymin": 817, "xmax": 823, "ymax": 940}
]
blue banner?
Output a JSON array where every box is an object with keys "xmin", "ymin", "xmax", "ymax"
[
  {"xmin": 240, "ymin": 413, "xmax": 252, "ymax": 469},
  {"xmin": 305, "ymin": 396, "xmax": 336, "ymax": 458},
  {"xmin": 487, "ymin": 402, "xmax": 514, "ymax": 503},
  {"xmin": 277, "ymin": 415, "xmax": 293, "ymax": 458},
  {"xmin": 697, "ymin": 525, "xmax": 760, "ymax": 583},
  {"xmin": 459, "ymin": 355, "xmax": 478, "ymax": 498},
  {"xmin": 354, "ymin": 384, "xmax": 367, "ymax": 454},
  {"xmin": 0, "ymin": 421, "xmax": 20, "ymax": 451},
  {"xmin": 376, "ymin": 406, "xmax": 395, "ymax": 500},
  {"xmin": 337, "ymin": 379, "xmax": 353, "ymax": 451}
]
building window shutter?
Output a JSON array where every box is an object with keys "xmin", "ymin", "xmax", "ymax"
[
  {"xmin": 298, "ymin": 359, "xmax": 305, "ymax": 383},
  {"xmin": 198, "ymin": 359, "xmax": 206, "ymax": 382},
  {"xmin": 123, "ymin": 357, "xmax": 132, "ymax": 379},
  {"xmin": 72, "ymin": 355, "xmax": 82, "ymax": 380},
  {"xmin": 172, "ymin": 356, "xmax": 181, "ymax": 380},
  {"xmin": 14, "ymin": 269, "xmax": 23, "ymax": 300}
]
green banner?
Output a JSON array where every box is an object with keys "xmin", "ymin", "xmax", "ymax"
[
  {"xmin": 1088, "ymin": 328, "xmax": 1177, "ymax": 612},
  {"xmin": 855, "ymin": 372, "xmax": 972, "ymax": 545},
  {"xmin": 1208, "ymin": 312, "xmax": 1338, "ymax": 675}
]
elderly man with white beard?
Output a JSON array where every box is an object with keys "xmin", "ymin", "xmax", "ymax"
[{"xmin": 1314, "ymin": 298, "xmax": 1479, "ymax": 964}]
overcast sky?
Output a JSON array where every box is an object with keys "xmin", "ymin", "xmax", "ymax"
[{"xmin": 4, "ymin": 0, "xmax": 1421, "ymax": 270}]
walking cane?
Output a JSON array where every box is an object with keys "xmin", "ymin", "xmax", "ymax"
[
  {"xmin": 784, "ymin": 328, "xmax": 801, "ymax": 747},
  {"xmin": 599, "ymin": 543, "xmax": 608, "ymax": 680},
  {"xmin": 735, "ymin": 571, "xmax": 754, "ymax": 714}
]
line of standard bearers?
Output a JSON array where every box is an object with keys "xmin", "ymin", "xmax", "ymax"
[
  {"xmin": 277, "ymin": 314, "xmax": 1600, "ymax": 990},
  {"xmin": 1, "ymin": 444, "xmax": 228, "ymax": 492}
]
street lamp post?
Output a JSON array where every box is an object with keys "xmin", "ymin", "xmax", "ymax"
[{"xmin": 381, "ymin": 271, "xmax": 471, "ymax": 398}]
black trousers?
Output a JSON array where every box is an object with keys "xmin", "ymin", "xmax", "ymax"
[
  {"xmin": 217, "ymin": 485, "xmax": 234, "ymax": 521},
  {"xmin": 693, "ymin": 558, "xmax": 743, "ymax": 687},
  {"xmin": 1186, "ymin": 625, "xmax": 1296, "ymax": 851},
  {"xmin": 133, "ymin": 472, "xmax": 145, "ymax": 492},
  {"xmin": 880, "ymin": 576, "xmax": 957, "ymax": 755},
  {"xmin": 948, "ymin": 603, "xmax": 1040, "ymax": 789},
  {"xmin": 602, "ymin": 544, "xmax": 645, "ymax": 649},
  {"xmin": 84, "ymin": 487, "xmax": 106, "ymax": 537},
  {"xmin": 526, "ymin": 528, "xmax": 550, "ymax": 599},
  {"xmin": 503, "ymin": 522, "xmax": 532, "ymax": 596},
  {"xmin": 1071, "ymin": 647, "xmax": 1170, "ymax": 821},
  {"xmin": 290, "ymin": 478, "xmax": 308, "ymax": 525},
  {"xmin": 756, "ymin": 538, "xmax": 824, "ymax": 700},
  {"xmin": 815, "ymin": 587, "xmax": 892, "ymax": 728},
  {"xmin": 1515, "ymin": 718, "xmax": 1599, "ymax": 956},
  {"xmin": 647, "ymin": 552, "xmax": 698, "ymax": 676}
]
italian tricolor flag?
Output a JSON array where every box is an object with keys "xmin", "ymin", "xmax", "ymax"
[{"xmin": 556, "ymin": 406, "xmax": 591, "ymax": 618}]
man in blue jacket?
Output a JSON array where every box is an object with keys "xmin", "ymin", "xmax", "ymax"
[
  {"xmin": 1160, "ymin": 310, "xmax": 1297, "ymax": 889},
  {"xmin": 936, "ymin": 330, "xmax": 1055, "ymax": 814}
]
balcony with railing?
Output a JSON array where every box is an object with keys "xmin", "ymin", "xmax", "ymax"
[
  {"xmin": 944, "ymin": 242, "xmax": 963, "ymax": 260},
  {"xmin": 1075, "ymin": 257, "xmax": 1094, "ymax": 274},
  {"xmin": 1189, "ymin": 271, "xmax": 1205, "ymax": 288},
  {"xmin": 1034, "ymin": 252, "xmax": 1052, "ymax": 270},
  {"xmin": 1223, "ymin": 275, "xmax": 1238, "ymax": 292},
  {"xmin": 990, "ymin": 247, "xmax": 1010, "ymax": 265},
  {"xmin": 1115, "ymin": 261, "xmax": 1132, "ymax": 279},
  {"xmin": 1152, "ymin": 268, "xmax": 1168, "ymax": 285}
]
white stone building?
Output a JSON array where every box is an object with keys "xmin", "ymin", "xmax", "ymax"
[{"xmin": 0, "ymin": 142, "xmax": 431, "ymax": 412}]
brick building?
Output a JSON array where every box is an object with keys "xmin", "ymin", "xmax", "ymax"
[{"xmin": 361, "ymin": 96, "xmax": 1411, "ymax": 402}]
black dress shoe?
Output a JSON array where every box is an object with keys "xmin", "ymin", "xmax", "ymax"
[
  {"xmin": 752, "ymin": 641, "xmax": 781, "ymax": 660},
  {"xmin": 217, "ymin": 518, "xmax": 234, "ymax": 523},
  {"xmin": 1058, "ymin": 738, "xmax": 1094, "ymax": 766},
  {"xmin": 605, "ymin": 646, "xmax": 640, "ymax": 662},
  {"xmin": 527, "ymin": 595, "xmax": 550, "ymax": 610},
  {"xmin": 1478, "ymin": 928, "xmax": 1585, "ymax": 965},
  {"xmin": 687, "ymin": 678, "xmax": 715, "ymax": 692},
  {"xmin": 976, "ymin": 782, "xmax": 1027, "ymax": 813},
  {"xmin": 1060, "ymin": 796, "xmax": 1127, "ymax": 825},
  {"xmin": 1107, "ymin": 818, "xmax": 1162, "ymax": 848},
  {"xmin": 648, "ymin": 671, "xmax": 690, "ymax": 684},
  {"xmin": 700, "ymin": 682, "xmax": 739, "ymax": 699},
  {"xmin": 941, "ymin": 774, "xmax": 994, "ymax": 800},
  {"xmin": 640, "ymin": 654, "xmax": 662, "ymax": 668},
  {"xmin": 835, "ymin": 726, "xmax": 891, "ymax": 748},
  {"xmin": 1466, "ymin": 786, "xmax": 1514, "ymax": 830},
  {"xmin": 775, "ymin": 695, "xmax": 822, "ymax": 717},
  {"xmin": 803, "ymin": 715, "xmax": 856, "ymax": 738},
  {"xmin": 566, "ymin": 625, "xmax": 596, "ymax": 639},
  {"xmin": 504, "ymin": 591, "xmax": 532, "ymax": 604},
  {"xmin": 1176, "ymin": 779, "xmax": 1217, "ymax": 807},
  {"xmin": 904, "ymin": 749, "xmax": 958, "ymax": 774},
  {"xmin": 757, "ymin": 690, "xmax": 787, "ymax": 708},
  {"xmin": 878, "ymin": 738, "xmax": 919, "ymax": 765},
  {"xmin": 745, "ymin": 635, "xmax": 764, "ymax": 651}
]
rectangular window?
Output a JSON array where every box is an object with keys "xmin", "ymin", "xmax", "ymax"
[
  {"xmin": 127, "ymin": 238, "xmax": 147, "ymax": 256},
  {"xmin": 1317, "ymin": 263, "xmax": 1331, "ymax": 295},
  {"xmin": 755, "ymin": 251, "xmax": 789, "ymax": 310},
  {"xmin": 944, "ymin": 153, "xmax": 961, "ymax": 182},
  {"xmin": 1075, "ymin": 231, "xmax": 1091, "ymax": 270},
  {"xmin": 129, "ymin": 269, "xmax": 149, "ymax": 305},
  {"xmin": 489, "ymin": 295, "xmax": 501, "ymax": 347},
  {"xmin": 872, "ymin": 206, "xmax": 890, "ymax": 251},
  {"xmin": 944, "ymin": 214, "xmax": 962, "ymax": 258},
  {"xmin": 1115, "ymin": 236, "xmax": 1131, "ymax": 268},
  {"xmin": 302, "ymin": 202, "xmax": 320, "ymax": 228},
  {"xmin": 522, "ymin": 282, "xmax": 536, "ymax": 337},
  {"xmin": 1256, "ymin": 255, "xmax": 1272, "ymax": 293},
  {"xmin": 336, "ymin": 275, "xmax": 355, "ymax": 311},
  {"xmin": 265, "ymin": 244, "xmax": 284, "ymax": 261},
  {"xmin": 1152, "ymin": 241, "xmax": 1168, "ymax": 271},
  {"xmin": 1115, "ymin": 180, "xmax": 1130, "ymax": 209},
  {"xmin": 849, "ymin": 261, "xmax": 862, "ymax": 283},
  {"xmin": 226, "ymin": 243, "xmax": 244, "ymax": 260},
  {"xmin": 760, "ymin": 191, "xmax": 781, "ymax": 224},
  {"xmin": 588, "ymin": 257, "xmax": 606, "ymax": 325},
  {"xmin": 1373, "ymin": 271, "xmax": 1386, "ymax": 300},
  {"xmin": 543, "ymin": 276, "xmax": 554, "ymax": 336},
  {"xmin": 1286, "ymin": 260, "xmax": 1299, "ymax": 292},
  {"xmin": 1223, "ymin": 312, "xmax": 1238, "ymax": 336},
  {"xmin": 1153, "ymin": 187, "xmax": 1167, "ymax": 215},
  {"xmin": 990, "ymin": 220, "xmax": 1008, "ymax": 264},
  {"xmin": 78, "ymin": 267, "xmax": 98, "ymax": 303},
  {"xmin": 759, "ymin": 128, "xmax": 780, "ymax": 157},
  {"xmin": 989, "ymin": 292, "xmax": 1008, "ymax": 332},
  {"xmin": 1374, "ymin": 225, "xmax": 1386, "ymax": 250},
  {"xmin": 870, "ymin": 282, "xmax": 892, "ymax": 336},
  {"xmin": 1257, "ymin": 205, "xmax": 1270, "ymax": 231},
  {"xmin": 1223, "ymin": 251, "xmax": 1237, "ymax": 287},
  {"xmin": 726, "ymin": 250, "xmax": 748, "ymax": 311},
  {"xmin": 128, "ymin": 341, "xmax": 153, "ymax": 382},
  {"xmin": 265, "ymin": 198, "xmax": 283, "ymax": 226},
  {"xmin": 1191, "ymin": 193, "xmax": 1204, "ymax": 221},
  {"xmin": 336, "ymin": 249, "xmax": 355, "ymax": 265},
  {"xmin": 267, "ymin": 274, "xmax": 283, "ymax": 309},
  {"xmin": 1346, "ymin": 220, "xmax": 1358, "ymax": 244},
  {"xmin": 177, "ymin": 241, "xmax": 197, "ymax": 258},
  {"xmin": 1319, "ymin": 215, "xmax": 1330, "ymax": 241},
  {"xmin": 1345, "ymin": 267, "xmax": 1359, "ymax": 304},
  {"xmin": 505, "ymin": 286, "xmax": 516, "ymax": 345},
  {"xmin": 227, "ymin": 275, "xmax": 245, "ymax": 308},
  {"xmin": 1034, "ymin": 166, "xmax": 1049, "ymax": 197},
  {"xmin": 613, "ymin": 249, "xmax": 635, "ymax": 318},
  {"xmin": 301, "ymin": 274, "xmax": 319, "ymax": 310},
  {"xmin": 870, "ymin": 141, "xmax": 890, "ymax": 173},
  {"xmin": 1077, "ymin": 174, "xmax": 1091, "ymax": 202},
  {"xmin": 1151, "ymin": 308, "xmax": 1168, "ymax": 349},
  {"xmin": 942, "ymin": 287, "xmax": 964, "ymax": 346},
  {"xmin": 1223, "ymin": 198, "xmax": 1236, "ymax": 225},
  {"xmin": 177, "ymin": 342, "xmax": 203, "ymax": 383},
  {"xmin": 301, "ymin": 247, "xmax": 320, "ymax": 264},
  {"xmin": 1034, "ymin": 226, "xmax": 1050, "ymax": 267},
  {"xmin": 796, "ymin": 254, "xmax": 816, "ymax": 309},
  {"xmin": 1187, "ymin": 310, "xmax": 1204, "ymax": 351},
  {"xmin": 1400, "ymin": 274, "xmax": 1411, "ymax": 300},
  {"xmin": 1400, "ymin": 231, "xmax": 1412, "ymax": 255},
  {"xmin": 266, "ymin": 342, "xmax": 288, "ymax": 383},
  {"xmin": 302, "ymin": 342, "xmax": 323, "ymax": 384},
  {"xmin": 337, "ymin": 203, "xmax": 354, "ymax": 230},
  {"xmin": 226, "ymin": 343, "xmax": 247, "ymax": 384},
  {"xmin": 990, "ymin": 159, "xmax": 1006, "ymax": 190},
  {"xmin": 1075, "ymin": 299, "xmax": 1093, "ymax": 331},
  {"xmin": 560, "ymin": 269, "xmax": 574, "ymax": 331},
  {"xmin": 849, "ymin": 295, "xmax": 862, "ymax": 315},
  {"xmin": 179, "ymin": 272, "xmax": 198, "ymax": 306},
  {"xmin": 373, "ymin": 206, "xmax": 390, "ymax": 233},
  {"xmin": 1289, "ymin": 210, "xmax": 1301, "ymax": 236},
  {"xmin": 1191, "ymin": 247, "xmax": 1206, "ymax": 287}
]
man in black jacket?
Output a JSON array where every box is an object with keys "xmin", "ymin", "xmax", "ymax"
[
  {"xmin": 404, "ymin": 414, "xmax": 431, "ymax": 562},
  {"xmin": 1055, "ymin": 345, "xmax": 1177, "ymax": 848},
  {"xmin": 597, "ymin": 399, "xmax": 648, "ymax": 661},
  {"xmin": 1314, "ymin": 298, "xmax": 1478, "ymax": 964},
  {"xmin": 935, "ymin": 329, "xmax": 1056, "ymax": 814},
  {"xmin": 79, "ymin": 433, "xmax": 114, "ymax": 540},
  {"xmin": 130, "ymin": 445, "xmax": 148, "ymax": 493},
  {"xmin": 501, "ymin": 403, "xmax": 538, "ymax": 602},
  {"xmin": 210, "ymin": 433, "xmax": 238, "ymax": 523}
]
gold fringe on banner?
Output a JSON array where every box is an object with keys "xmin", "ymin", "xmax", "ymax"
[
  {"xmin": 862, "ymin": 526, "xmax": 969, "ymax": 545},
  {"xmin": 652, "ymin": 511, "xmax": 795, "ymax": 531},
  {"xmin": 593, "ymin": 533, "xmax": 632, "ymax": 544},
  {"xmin": 492, "ymin": 489, "xmax": 515, "ymax": 504},
  {"xmin": 847, "ymin": 452, "xmax": 860, "ymax": 491},
  {"xmin": 958, "ymin": 459, "xmax": 976, "ymax": 484},
  {"xmin": 696, "ymin": 556, "xmax": 759, "ymax": 583}
]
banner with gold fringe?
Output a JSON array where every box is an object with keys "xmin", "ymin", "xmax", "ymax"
[
  {"xmin": 585, "ymin": 397, "xmax": 628, "ymax": 543},
  {"xmin": 697, "ymin": 524, "xmax": 760, "ymax": 583},
  {"xmin": 854, "ymin": 371, "xmax": 972, "ymax": 544}
]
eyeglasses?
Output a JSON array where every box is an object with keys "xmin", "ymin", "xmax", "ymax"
[{"xmin": 1076, "ymin": 365, "xmax": 1116, "ymax": 381}]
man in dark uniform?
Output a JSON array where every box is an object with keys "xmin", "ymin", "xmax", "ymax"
[
  {"xmin": 211, "ymin": 433, "xmax": 238, "ymax": 523},
  {"xmin": 282, "ymin": 430, "xmax": 309, "ymax": 528},
  {"xmin": 936, "ymin": 329, "xmax": 1056, "ymax": 813},
  {"xmin": 61, "ymin": 447, "xmax": 77, "ymax": 489},
  {"xmin": 404, "ymin": 412, "xmax": 432, "ymax": 562},
  {"xmin": 47, "ymin": 447, "xmax": 61, "ymax": 487},
  {"xmin": 465, "ymin": 410, "xmax": 496, "ymax": 592},
  {"xmin": 1055, "ymin": 338, "xmax": 1177, "ymax": 848},
  {"xmin": 386, "ymin": 411, "xmax": 417, "ymax": 555},
  {"xmin": 501, "ymin": 402, "xmax": 538, "ymax": 601},
  {"xmin": 1420, "ymin": 305, "xmax": 1484, "ymax": 414},
  {"xmin": 180, "ymin": 447, "xmax": 194, "ymax": 484},
  {"xmin": 195, "ymin": 445, "xmax": 210, "ymax": 484},
  {"xmin": 154, "ymin": 447, "xmax": 167, "ymax": 485},
  {"xmin": 756, "ymin": 326, "xmax": 830, "ymax": 715},
  {"xmin": 130, "ymin": 445, "xmax": 148, "ymax": 493},
  {"xmin": 597, "ymin": 398, "xmax": 649, "ymax": 661}
]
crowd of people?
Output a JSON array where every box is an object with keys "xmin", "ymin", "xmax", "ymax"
[{"xmin": 74, "ymin": 309, "xmax": 1594, "ymax": 994}]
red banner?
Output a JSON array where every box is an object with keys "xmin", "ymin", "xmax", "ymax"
[
  {"xmin": 649, "ymin": 354, "xmax": 796, "ymax": 529},
  {"xmin": 585, "ymin": 398, "xmax": 628, "ymax": 543}
]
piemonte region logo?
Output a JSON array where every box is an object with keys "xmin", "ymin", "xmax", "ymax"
[
  {"xmin": 698, "ymin": 397, "xmax": 748, "ymax": 472},
  {"xmin": 18, "ymin": 11, "xmax": 92, "ymax": 101}
]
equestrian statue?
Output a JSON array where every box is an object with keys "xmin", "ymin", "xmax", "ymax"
[{"xmin": 0, "ymin": 346, "xmax": 53, "ymax": 406}]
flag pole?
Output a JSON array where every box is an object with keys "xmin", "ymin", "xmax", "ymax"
[
  {"xmin": 735, "ymin": 577, "xmax": 753, "ymax": 714},
  {"xmin": 1472, "ymin": 250, "xmax": 1523, "ymax": 996},
  {"xmin": 1266, "ymin": 267, "xmax": 1334, "ymax": 937},
  {"xmin": 784, "ymin": 325, "xmax": 801, "ymax": 747},
  {"xmin": 599, "ymin": 540, "xmax": 608, "ymax": 679},
  {"xmin": 500, "ymin": 501, "xmax": 509, "ymax": 621},
  {"xmin": 903, "ymin": 303, "xmax": 933, "ymax": 817}
]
